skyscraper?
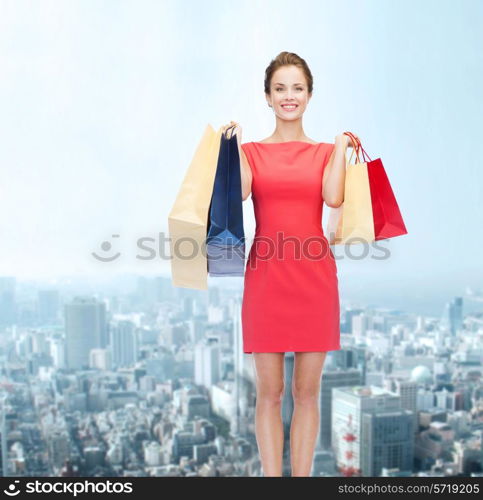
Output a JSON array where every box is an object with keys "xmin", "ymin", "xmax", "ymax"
[
  {"xmin": 194, "ymin": 338, "xmax": 220, "ymax": 388},
  {"xmin": 332, "ymin": 386, "xmax": 402, "ymax": 475},
  {"xmin": 110, "ymin": 320, "xmax": 138, "ymax": 369},
  {"xmin": 319, "ymin": 368, "xmax": 363, "ymax": 449},
  {"xmin": 64, "ymin": 297, "xmax": 107, "ymax": 370},
  {"xmin": 361, "ymin": 409, "xmax": 414, "ymax": 476},
  {"xmin": 440, "ymin": 297, "xmax": 463, "ymax": 336}
]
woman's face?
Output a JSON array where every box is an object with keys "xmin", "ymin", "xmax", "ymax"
[{"xmin": 266, "ymin": 65, "xmax": 312, "ymax": 120}]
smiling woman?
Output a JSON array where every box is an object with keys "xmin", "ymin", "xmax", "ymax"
[
  {"xmin": 263, "ymin": 55, "xmax": 313, "ymax": 124},
  {"xmin": 220, "ymin": 50, "xmax": 353, "ymax": 478}
]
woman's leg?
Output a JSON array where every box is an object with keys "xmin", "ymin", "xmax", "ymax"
[
  {"xmin": 252, "ymin": 352, "xmax": 285, "ymax": 477},
  {"xmin": 290, "ymin": 351, "xmax": 327, "ymax": 477}
]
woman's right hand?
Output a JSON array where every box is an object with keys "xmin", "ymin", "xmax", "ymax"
[{"xmin": 222, "ymin": 120, "xmax": 242, "ymax": 145}]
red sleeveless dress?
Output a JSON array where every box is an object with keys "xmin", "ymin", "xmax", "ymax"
[{"xmin": 241, "ymin": 141, "xmax": 340, "ymax": 353}]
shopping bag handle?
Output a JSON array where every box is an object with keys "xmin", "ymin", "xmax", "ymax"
[
  {"xmin": 224, "ymin": 124, "xmax": 237, "ymax": 140},
  {"xmin": 343, "ymin": 131, "xmax": 372, "ymax": 162},
  {"xmin": 343, "ymin": 131, "xmax": 362, "ymax": 165}
]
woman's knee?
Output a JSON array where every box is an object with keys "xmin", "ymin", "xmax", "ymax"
[
  {"xmin": 256, "ymin": 382, "xmax": 285, "ymax": 405},
  {"xmin": 292, "ymin": 382, "xmax": 320, "ymax": 406}
]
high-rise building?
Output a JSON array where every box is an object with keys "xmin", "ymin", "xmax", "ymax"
[
  {"xmin": 194, "ymin": 338, "xmax": 220, "ymax": 388},
  {"xmin": 341, "ymin": 308, "xmax": 363, "ymax": 334},
  {"xmin": 64, "ymin": 297, "xmax": 107, "ymax": 370},
  {"xmin": 361, "ymin": 409, "xmax": 414, "ymax": 476},
  {"xmin": 332, "ymin": 385, "xmax": 402, "ymax": 476},
  {"xmin": 352, "ymin": 313, "xmax": 370, "ymax": 337},
  {"xmin": 50, "ymin": 337, "xmax": 66, "ymax": 369},
  {"xmin": 392, "ymin": 379, "xmax": 418, "ymax": 434},
  {"xmin": 440, "ymin": 297, "xmax": 463, "ymax": 336},
  {"xmin": 110, "ymin": 320, "xmax": 138, "ymax": 369},
  {"xmin": 319, "ymin": 368, "xmax": 363, "ymax": 449}
]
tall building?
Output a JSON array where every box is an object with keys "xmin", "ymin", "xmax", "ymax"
[
  {"xmin": 440, "ymin": 297, "xmax": 463, "ymax": 336},
  {"xmin": 50, "ymin": 338, "xmax": 66, "ymax": 369},
  {"xmin": 341, "ymin": 308, "xmax": 363, "ymax": 334},
  {"xmin": 352, "ymin": 313, "xmax": 370, "ymax": 337},
  {"xmin": 361, "ymin": 409, "xmax": 414, "ymax": 476},
  {"xmin": 110, "ymin": 320, "xmax": 138, "ymax": 369},
  {"xmin": 392, "ymin": 379, "xmax": 418, "ymax": 434},
  {"xmin": 332, "ymin": 385, "xmax": 402, "ymax": 476},
  {"xmin": 64, "ymin": 297, "xmax": 107, "ymax": 370},
  {"xmin": 319, "ymin": 368, "xmax": 363, "ymax": 449},
  {"xmin": 194, "ymin": 338, "xmax": 220, "ymax": 388}
]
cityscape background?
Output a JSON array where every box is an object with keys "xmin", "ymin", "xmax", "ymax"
[{"xmin": 0, "ymin": 0, "xmax": 482, "ymax": 477}]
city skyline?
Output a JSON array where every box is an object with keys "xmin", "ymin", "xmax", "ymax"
[{"xmin": 0, "ymin": 272, "xmax": 481, "ymax": 476}]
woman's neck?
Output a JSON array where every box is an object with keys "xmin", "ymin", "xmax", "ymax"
[{"xmin": 270, "ymin": 121, "xmax": 308, "ymax": 143}]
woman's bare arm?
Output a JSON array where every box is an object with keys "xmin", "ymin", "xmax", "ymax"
[
  {"xmin": 322, "ymin": 133, "xmax": 359, "ymax": 207},
  {"xmin": 239, "ymin": 147, "xmax": 252, "ymax": 201}
]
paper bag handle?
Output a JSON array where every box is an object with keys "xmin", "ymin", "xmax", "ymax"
[
  {"xmin": 343, "ymin": 131, "xmax": 372, "ymax": 162},
  {"xmin": 343, "ymin": 131, "xmax": 362, "ymax": 165},
  {"xmin": 224, "ymin": 124, "xmax": 237, "ymax": 140}
]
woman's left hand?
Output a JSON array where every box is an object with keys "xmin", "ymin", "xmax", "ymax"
[{"xmin": 335, "ymin": 132, "xmax": 361, "ymax": 149}]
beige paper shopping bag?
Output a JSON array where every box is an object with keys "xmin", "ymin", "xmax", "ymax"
[
  {"xmin": 326, "ymin": 135, "xmax": 375, "ymax": 245},
  {"xmin": 168, "ymin": 124, "xmax": 223, "ymax": 289}
]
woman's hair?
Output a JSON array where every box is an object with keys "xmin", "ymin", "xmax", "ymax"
[{"xmin": 264, "ymin": 51, "xmax": 313, "ymax": 95}]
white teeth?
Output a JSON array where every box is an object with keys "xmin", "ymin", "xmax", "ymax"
[{"xmin": 283, "ymin": 105, "xmax": 296, "ymax": 108}]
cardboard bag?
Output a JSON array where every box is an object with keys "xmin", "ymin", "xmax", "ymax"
[
  {"xmin": 327, "ymin": 136, "xmax": 375, "ymax": 245},
  {"xmin": 168, "ymin": 124, "xmax": 223, "ymax": 289}
]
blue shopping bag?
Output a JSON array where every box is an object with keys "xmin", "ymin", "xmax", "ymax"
[{"xmin": 206, "ymin": 125, "xmax": 246, "ymax": 276}]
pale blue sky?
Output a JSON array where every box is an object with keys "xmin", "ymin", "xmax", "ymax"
[{"xmin": 0, "ymin": 0, "xmax": 481, "ymax": 309}]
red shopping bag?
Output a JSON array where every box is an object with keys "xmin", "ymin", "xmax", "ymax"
[{"xmin": 344, "ymin": 132, "xmax": 408, "ymax": 241}]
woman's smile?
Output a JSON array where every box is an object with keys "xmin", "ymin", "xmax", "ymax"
[{"xmin": 281, "ymin": 103, "xmax": 298, "ymax": 111}]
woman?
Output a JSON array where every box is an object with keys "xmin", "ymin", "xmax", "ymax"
[{"xmin": 222, "ymin": 51, "xmax": 359, "ymax": 477}]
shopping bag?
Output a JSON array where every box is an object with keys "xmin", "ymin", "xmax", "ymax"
[
  {"xmin": 168, "ymin": 124, "xmax": 223, "ymax": 289},
  {"xmin": 206, "ymin": 124, "xmax": 246, "ymax": 276},
  {"xmin": 326, "ymin": 133, "xmax": 375, "ymax": 245},
  {"xmin": 360, "ymin": 140, "xmax": 408, "ymax": 241},
  {"xmin": 327, "ymin": 132, "xmax": 408, "ymax": 244}
]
